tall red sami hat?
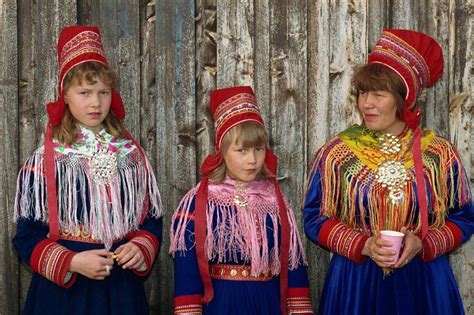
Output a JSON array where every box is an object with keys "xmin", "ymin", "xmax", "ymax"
[
  {"xmin": 201, "ymin": 86, "xmax": 277, "ymax": 176},
  {"xmin": 46, "ymin": 25, "xmax": 125, "ymax": 126},
  {"xmin": 368, "ymin": 29, "xmax": 444, "ymax": 128}
]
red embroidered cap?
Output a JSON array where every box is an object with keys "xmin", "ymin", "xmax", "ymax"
[
  {"xmin": 46, "ymin": 25, "xmax": 125, "ymax": 126},
  {"xmin": 211, "ymin": 86, "xmax": 264, "ymax": 150},
  {"xmin": 368, "ymin": 29, "xmax": 444, "ymax": 128},
  {"xmin": 201, "ymin": 86, "xmax": 277, "ymax": 176}
]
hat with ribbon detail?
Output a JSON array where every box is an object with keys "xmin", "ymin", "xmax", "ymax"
[{"xmin": 368, "ymin": 29, "xmax": 444, "ymax": 239}]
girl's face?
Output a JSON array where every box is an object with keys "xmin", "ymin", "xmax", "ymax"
[
  {"xmin": 64, "ymin": 76, "xmax": 112, "ymax": 133},
  {"xmin": 357, "ymin": 90, "xmax": 405, "ymax": 134},
  {"xmin": 222, "ymin": 133, "xmax": 266, "ymax": 182}
]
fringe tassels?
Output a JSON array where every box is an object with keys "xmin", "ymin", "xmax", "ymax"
[{"xmin": 14, "ymin": 147, "xmax": 162, "ymax": 249}]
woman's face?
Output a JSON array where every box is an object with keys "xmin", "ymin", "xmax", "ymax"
[{"xmin": 357, "ymin": 90, "xmax": 405, "ymax": 134}]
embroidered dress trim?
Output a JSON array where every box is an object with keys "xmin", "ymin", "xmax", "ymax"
[
  {"xmin": 174, "ymin": 294, "xmax": 203, "ymax": 315},
  {"xmin": 419, "ymin": 220, "xmax": 462, "ymax": 261},
  {"xmin": 318, "ymin": 219, "xmax": 369, "ymax": 264},
  {"xmin": 287, "ymin": 288, "xmax": 314, "ymax": 314},
  {"xmin": 209, "ymin": 264, "xmax": 273, "ymax": 281},
  {"xmin": 127, "ymin": 230, "xmax": 159, "ymax": 276},
  {"xmin": 30, "ymin": 239, "xmax": 77, "ymax": 288}
]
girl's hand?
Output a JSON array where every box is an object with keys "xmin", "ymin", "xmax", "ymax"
[
  {"xmin": 393, "ymin": 226, "xmax": 422, "ymax": 268},
  {"xmin": 362, "ymin": 236, "xmax": 398, "ymax": 268},
  {"xmin": 114, "ymin": 242, "xmax": 145, "ymax": 270},
  {"xmin": 69, "ymin": 249, "xmax": 114, "ymax": 280}
]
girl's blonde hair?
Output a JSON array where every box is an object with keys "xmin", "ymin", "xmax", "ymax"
[
  {"xmin": 209, "ymin": 121, "xmax": 274, "ymax": 182},
  {"xmin": 53, "ymin": 62, "xmax": 127, "ymax": 144}
]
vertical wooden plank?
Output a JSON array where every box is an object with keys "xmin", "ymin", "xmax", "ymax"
[
  {"xmin": 448, "ymin": 0, "xmax": 473, "ymax": 313},
  {"xmin": 140, "ymin": 0, "xmax": 158, "ymax": 160},
  {"xmin": 367, "ymin": 0, "xmax": 388, "ymax": 48},
  {"xmin": 216, "ymin": 0, "xmax": 254, "ymax": 88},
  {"xmin": 253, "ymin": 0, "xmax": 270, "ymax": 126},
  {"xmin": 268, "ymin": 0, "xmax": 307, "ymax": 229},
  {"xmin": 155, "ymin": 1, "xmax": 196, "ymax": 314},
  {"xmin": 17, "ymin": 0, "xmax": 77, "ymax": 310},
  {"xmin": 421, "ymin": 0, "xmax": 450, "ymax": 137},
  {"xmin": 138, "ymin": 0, "xmax": 162, "ymax": 311},
  {"xmin": 306, "ymin": 1, "xmax": 331, "ymax": 307},
  {"xmin": 326, "ymin": 1, "xmax": 367, "ymax": 137},
  {"xmin": 78, "ymin": 0, "xmax": 141, "ymax": 140},
  {"xmin": 268, "ymin": 0, "xmax": 310, "ymax": 306},
  {"xmin": 387, "ymin": 0, "xmax": 421, "ymax": 29},
  {"xmin": 0, "ymin": 1, "xmax": 19, "ymax": 314},
  {"xmin": 196, "ymin": 0, "xmax": 217, "ymax": 168}
]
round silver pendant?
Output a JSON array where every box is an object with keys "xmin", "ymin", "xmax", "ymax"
[{"xmin": 89, "ymin": 148, "xmax": 118, "ymax": 184}]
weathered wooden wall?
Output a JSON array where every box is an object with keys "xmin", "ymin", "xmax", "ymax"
[{"xmin": 0, "ymin": 1, "xmax": 472, "ymax": 314}]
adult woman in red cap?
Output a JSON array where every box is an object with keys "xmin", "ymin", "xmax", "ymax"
[
  {"xmin": 170, "ymin": 86, "xmax": 313, "ymax": 314},
  {"xmin": 303, "ymin": 29, "xmax": 474, "ymax": 314},
  {"xmin": 12, "ymin": 26, "xmax": 162, "ymax": 314}
]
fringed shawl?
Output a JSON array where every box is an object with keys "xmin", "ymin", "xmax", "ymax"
[
  {"xmin": 14, "ymin": 128, "xmax": 162, "ymax": 249},
  {"xmin": 305, "ymin": 124, "xmax": 471, "ymax": 236},
  {"xmin": 170, "ymin": 178, "xmax": 306, "ymax": 277}
]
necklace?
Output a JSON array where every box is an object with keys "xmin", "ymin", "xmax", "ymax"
[
  {"xmin": 89, "ymin": 133, "xmax": 118, "ymax": 184},
  {"xmin": 233, "ymin": 181, "xmax": 248, "ymax": 207},
  {"xmin": 375, "ymin": 133, "xmax": 410, "ymax": 203}
]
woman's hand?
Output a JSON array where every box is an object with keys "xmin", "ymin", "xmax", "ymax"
[
  {"xmin": 362, "ymin": 236, "xmax": 398, "ymax": 268},
  {"xmin": 69, "ymin": 249, "xmax": 114, "ymax": 280},
  {"xmin": 393, "ymin": 226, "xmax": 422, "ymax": 268},
  {"xmin": 114, "ymin": 242, "xmax": 145, "ymax": 270}
]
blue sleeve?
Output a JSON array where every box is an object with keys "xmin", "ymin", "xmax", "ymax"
[
  {"xmin": 12, "ymin": 217, "xmax": 48, "ymax": 266},
  {"xmin": 303, "ymin": 167, "xmax": 329, "ymax": 245},
  {"xmin": 445, "ymin": 161, "xmax": 474, "ymax": 243},
  {"xmin": 172, "ymin": 197, "xmax": 204, "ymax": 297}
]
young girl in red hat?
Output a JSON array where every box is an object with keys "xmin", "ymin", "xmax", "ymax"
[
  {"xmin": 13, "ymin": 25, "xmax": 162, "ymax": 314},
  {"xmin": 170, "ymin": 86, "xmax": 313, "ymax": 314},
  {"xmin": 303, "ymin": 29, "xmax": 474, "ymax": 314}
]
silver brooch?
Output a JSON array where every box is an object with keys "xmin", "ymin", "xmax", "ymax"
[
  {"xmin": 89, "ymin": 134, "xmax": 117, "ymax": 184},
  {"xmin": 375, "ymin": 133, "xmax": 409, "ymax": 204},
  {"xmin": 233, "ymin": 182, "xmax": 248, "ymax": 207}
]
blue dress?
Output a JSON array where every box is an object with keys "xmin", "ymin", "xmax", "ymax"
[{"xmin": 303, "ymin": 125, "xmax": 474, "ymax": 315}]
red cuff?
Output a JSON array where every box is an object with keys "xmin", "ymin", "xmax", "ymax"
[
  {"xmin": 174, "ymin": 294, "xmax": 202, "ymax": 314},
  {"xmin": 127, "ymin": 230, "xmax": 159, "ymax": 276},
  {"xmin": 30, "ymin": 239, "xmax": 77, "ymax": 288},
  {"xmin": 318, "ymin": 218, "xmax": 369, "ymax": 264},
  {"xmin": 419, "ymin": 220, "xmax": 463, "ymax": 261},
  {"xmin": 287, "ymin": 288, "xmax": 313, "ymax": 314}
]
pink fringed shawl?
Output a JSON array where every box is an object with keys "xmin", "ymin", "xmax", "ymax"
[{"xmin": 170, "ymin": 178, "xmax": 306, "ymax": 276}]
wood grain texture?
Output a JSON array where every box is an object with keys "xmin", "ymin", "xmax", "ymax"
[
  {"xmin": 448, "ymin": 1, "xmax": 473, "ymax": 313},
  {"xmin": 155, "ymin": 1, "xmax": 197, "ymax": 313},
  {"xmin": 2, "ymin": 1, "xmax": 473, "ymax": 313},
  {"xmin": 0, "ymin": 1, "xmax": 19, "ymax": 314}
]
